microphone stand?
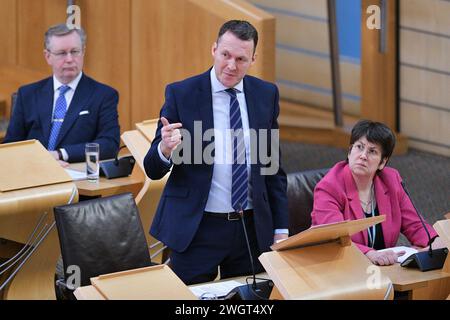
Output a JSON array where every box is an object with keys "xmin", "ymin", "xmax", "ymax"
[
  {"xmin": 400, "ymin": 181, "xmax": 448, "ymax": 271},
  {"xmin": 228, "ymin": 206, "xmax": 273, "ymax": 300}
]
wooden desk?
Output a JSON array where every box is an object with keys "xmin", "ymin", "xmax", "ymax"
[
  {"xmin": 381, "ymin": 263, "xmax": 450, "ymax": 299},
  {"xmin": 74, "ymin": 272, "xmax": 268, "ymax": 300},
  {"xmin": 69, "ymin": 163, "xmax": 144, "ymax": 198},
  {"xmin": 74, "ymin": 263, "xmax": 450, "ymax": 300}
]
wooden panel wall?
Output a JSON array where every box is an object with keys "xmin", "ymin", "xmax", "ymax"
[
  {"xmin": 361, "ymin": 0, "xmax": 397, "ymax": 130},
  {"xmin": 131, "ymin": 0, "xmax": 275, "ymax": 124},
  {"xmin": 399, "ymin": 0, "xmax": 450, "ymax": 156},
  {"xmin": 77, "ymin": 0, "xmax": 131, "ymax": 135},
  {"xmin": 0, "ymin": 0, "xmax": 274, "ymax": 133},
  {"xmin": 0, "ymin": 0, "xmax": 17, "ymax": 66},
  {"xmin": 16, "ymin": 0, "xmax": 66, "ymax": 71},
  {"xmin": 248, "ymin": 0, "xmax": 361, "ymax": 116}
]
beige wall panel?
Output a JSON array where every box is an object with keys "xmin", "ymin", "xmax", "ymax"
[
  {"xmin": 279, "ymin": 83, "xmax": 331, "ymax": 109},
  {"xmin": 131, "ymin": 0, "xmax": 275, "ymax": 124},
  {"xmin": 407, "ymin": 140, "xmax": 450, "ymax": 157},
  {"xmin": 131, "ymin": 0, "xmax": 216, "ymax": 124},
  {"xmin": 78, "ymin": 0, "xmax": 131, "ymax": 132},
  {"xmin": 17, "ymin": 0, "xmax": 66, "ymax": 72},
  {"xmin": 0, "ymin": 0, "xmax": 17, "ymax": 66},
  {"xmin": 400, "ymin": 0, "xmax": 450, "ymax": 36},
  {"xmin": 340, "ymin": 62, "xmax": 361, "ymax": 98},
  {"xmin": 249, "ymin": 0, "xmax": 327, "ymax": 19},
  {"xmin": 275, "ymin": 14, "xmax": 329, "ymax": 53},
  {"xmin": 277, "ymin": 49, "xmax": 331, "ymax": 89},
  {"xmin": 279, "ymin": 84, "xmax": 360, "ymax": 116},
  {"xmin": 400, "ymin": 29, "xmax": 450, "ymax": 72},
  {"xmin": 401, "ymin": 66, "xmax": 450, "ymax": 110},
  {"xmin": 400, "ymin": 102, "xmax": 450, "ymax": 148},
  {"xmin": 277, "ymin": 50, "xmax": 360, "ymax": 97}
]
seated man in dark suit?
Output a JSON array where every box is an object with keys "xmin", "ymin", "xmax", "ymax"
[{"xmin": 3, "ymin": 24, "xmax": 120, "ymax": 165}]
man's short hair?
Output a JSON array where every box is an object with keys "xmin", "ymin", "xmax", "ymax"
[
  {"xmin": 44, "ymin": 23, "xmax": 86, "ymax": 50},
  {"xmin": 217, "ymin": 20, "xmax": 258, "ymax": 53}
]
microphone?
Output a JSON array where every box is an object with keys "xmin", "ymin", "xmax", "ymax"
[
  {"xmin": 114, "ymin": 145, "xmax": 127, "ymax": 165},
  {"xmin": 227, "ymin": 205, "xmax": 273, "ymax": 300},
  {"xmin": 400, "ymin": 181, "xmax": 448, "ymax": 271},
  {"xmin": 99, "ymin": 146, "xmax": 135, "ymax": 179}
]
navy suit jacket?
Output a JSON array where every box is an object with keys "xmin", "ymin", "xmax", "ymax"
[
  {"xmin": 144, "ymin": 69, "xmax": 288, "ymax": 253},
  {"xmin": 4, "ymin": 74, "xmax": 120, "ymax": 162}
]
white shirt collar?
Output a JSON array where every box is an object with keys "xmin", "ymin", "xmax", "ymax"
[
  {"xmin": 210, "ymin": 67, "xmax": 243, "ymax": 94},
  {"xmin": 53, "ymin": 71, "xmax": 83, "ymax": 92}
]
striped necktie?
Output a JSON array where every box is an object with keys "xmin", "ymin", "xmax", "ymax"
[
  {"xmin": 225, "ymin": 88, "xmax": 248, "ymax": 213},
  {"xmin": 48, "ymin": 85, "xmax": 70, "ymax": 150}
]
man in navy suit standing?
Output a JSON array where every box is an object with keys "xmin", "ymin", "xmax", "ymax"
[
  {"xmin": 144, "ymin": 20, "xmax": 288, "ymax": 285},
  {"xmin": 4, "ymin": 24, "xmax": 120, "ymax": 164}
]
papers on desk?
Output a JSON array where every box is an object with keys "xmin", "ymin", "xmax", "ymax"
[
  {"xmin": 65, "ymin": 168, "xmax": 87, "ymax": 181},
  {"xmin": 189, "ymin": 280, "xmax": 243, "ymax": 299},
  {"xmin": 378, "ymin": 246, "xmax": 418, "ymax": 264}
]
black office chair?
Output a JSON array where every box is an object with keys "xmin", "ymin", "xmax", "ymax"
[
  {"xmin": 287, "ymin": 168, "xmax": 329, "ymax": 236},
  {"xmin": 53, "ymin": 192, "xmax": 153, "ymax": 299}
]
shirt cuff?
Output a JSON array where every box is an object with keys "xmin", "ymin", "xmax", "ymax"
[
  {"xmin": 157, "ymin": 142, "xmax": 171, "ymax": 164},
  {"xmin": 274, "ymin": 229, "xmax": 289, "ymax": 235},
  {"xmin": 60, "ymin": 148, "xmax": 69, "ymax": 162}
]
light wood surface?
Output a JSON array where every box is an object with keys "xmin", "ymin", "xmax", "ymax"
[
  {"xmin": 0, "ymin": 140, "xmax": 71, "ymax": 192},
  {"xmin": 398, "ymin": 0, "xmax": 450, "ymax": 157},
  {"xmin": 261, "ymin": 242, "xmax": 393, "ymax": 300},
  {"xmin": 90, "ymin": 265, "xmax": 196, "ymax": 300},
  {"xmin": 69, "ymin": 162, "xmax": 144, "ymax": 198},
  {"xmin": 77, "ymin": 0, "xmax": 132, "ymax": 135},
  {"xmin": 130, "ymin": 0, "xmax": 275, "ymax": 127},
  {"xmin": 361, "ymin": 0, "xmax": 397, "ymax": 130},
  {"xmin": 1, "ymin": 0, "xmax": 274, "ymax": 133},
  {"xmin": 74, "ymin": 253, "xmax": 450, "ymax": 300},
  {"xmin": 0, "ymin": 139, "xmax": 78, "ymax": 299},
  {"xmin": 262, "ymin": 216, "xmax": 393, "ymax": 300},
  {"xmin": 271, "ymin": 216, "xmax": 385, "ymax": 251},
  {"xmin": 250, "ymin": 0, "xmax": 327, "ymax": 19},
  {"xmin": 74, "ymin": 269, "xmax": 269, "ymax": 300},
  {"xmin": 0, "ymin": 65, "xmax": 47, "ymax": 119},
  {"xmin": 400, "ymin": 0, "xmax": 450, "ymax": 35},
  {"xmin": 434, "ymin": 220, "xmax": 450, "ymax": 274}
]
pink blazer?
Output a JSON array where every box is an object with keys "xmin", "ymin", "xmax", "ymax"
[{"xmin": 311, "ymin": 161, "xmax": 438, "ymax": 254}]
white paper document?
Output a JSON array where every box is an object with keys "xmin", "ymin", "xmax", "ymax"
[
  {"xmin": 65, "ymin": 168, "xmax": 87, "ymax": 181},
  {"xmin": 378, "ymin": 246, "xmax": 418, "ymax": 263},
  {"xmin": 189, "ymin": 280, "xmax": 243, "ymax": 299}
]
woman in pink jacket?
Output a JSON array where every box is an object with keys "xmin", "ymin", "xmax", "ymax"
[{"xmin": 311, "ymin": 120, "xmax": 445, "ymax": 266}]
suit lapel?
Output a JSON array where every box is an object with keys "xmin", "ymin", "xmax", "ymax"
[
  {"xmin": 243, "ymin": 77, "xmax": 258, "ymax": 131},
  {"xmin": 374, "ymin": 175, "xmax": 392, "ymax": 247},
  {"xmin": 56, "ymin": 74, "xmax": 93, "ymax": 146},
  {"xmin": 197, "ymin": 70, "xmax": 214, "ymax": 136},
  {"xmin": 343, "ymin": 165, "xmax": 368, "ymax": 244},
  {"xmin": 38, "ymin": 77, "xmax": 55, "ymax": 145}
]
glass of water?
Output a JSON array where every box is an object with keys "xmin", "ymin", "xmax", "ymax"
[{"xmin": 85, "ymin": 143, "xmax": 100, "ymax": 182}]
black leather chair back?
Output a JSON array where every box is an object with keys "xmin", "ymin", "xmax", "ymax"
[
  {"xmin": 54, "ymin": 193, "xmax": 152, "ymax": 287},
  {"xmin": 287, "ymin": 168, "xmax": 329, "ymax": 236}
]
